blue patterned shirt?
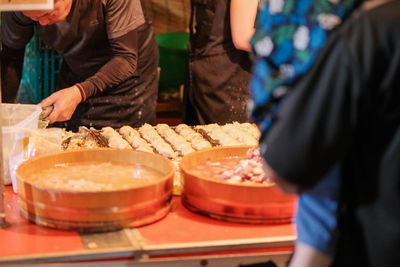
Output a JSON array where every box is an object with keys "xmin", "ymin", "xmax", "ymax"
[{"xmin": 250, "ymin": 0, "xmax": 360, "ymax": 134}]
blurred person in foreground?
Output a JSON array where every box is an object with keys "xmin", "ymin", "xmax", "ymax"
[
  {"xmin": 250, "ymin": 0, "xmax": 400, "ymax": 266},
  {"xmin": 1, "ymin": 0, "xmax": 159, "ymax": 131},
  {"xmin": 182, "ymin": 0, "xmax": 258, "ymax": 125},
  {"xmin": 251, "ymin": 0, "xmax": 362, "ymax": 265}
]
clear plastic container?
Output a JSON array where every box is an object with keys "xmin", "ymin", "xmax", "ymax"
[{"xmin": 1, "ymin": 103, "xmax": 41, "ymax": 191}]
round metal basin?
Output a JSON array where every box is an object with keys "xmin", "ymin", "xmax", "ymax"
[
  {"xmin": 180, "ymin": 146, "xmax": 296, "ymax": 224},
  {"xmin": 16, "ymin": 148, "xmax": 174, "ymax": 232}
]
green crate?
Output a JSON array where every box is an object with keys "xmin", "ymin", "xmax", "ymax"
[
  {"xmin": 20, "ymin": 30, "xmax": 62, "ymax": 103},
  {"xmin": 155, "ymin": 31, "xmax": 189, "ymax": 91}
]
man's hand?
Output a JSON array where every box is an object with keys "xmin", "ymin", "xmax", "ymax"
[{"xmin": 39, "ymin": 85, "xmax": 82, "ymax": 123}]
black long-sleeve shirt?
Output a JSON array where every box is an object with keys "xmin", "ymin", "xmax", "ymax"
[{"xmin": 262, "ymin": 2, "xmax": 400, "ymax": 266}]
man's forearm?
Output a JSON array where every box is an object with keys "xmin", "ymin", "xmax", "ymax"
[{"xmin": 78, "ymin": 29, "xmax": 139, "ymax": 100}]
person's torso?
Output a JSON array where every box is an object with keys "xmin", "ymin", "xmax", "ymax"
[
  {"xmin": 336, "ymin": 2, "xmax": 400, "ymax": 266},
  {"xmin": 189, "ymin": 0, "xmax": 237, "ymax": 57},
  {"xmin": 36, "ymin": 0, "xmax": 152, "ymax": 79}
]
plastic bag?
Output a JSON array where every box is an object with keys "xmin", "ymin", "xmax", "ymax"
[{"xmin": 9, "ymin": 128, "xmax": 63, "ymax": 193}]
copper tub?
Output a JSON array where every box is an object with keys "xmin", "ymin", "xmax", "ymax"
[
  {"xmin": 180, "ymin": 146, "xmax": 296, "ymax": 224},
  {"xmin": 16, "ymin": 148, "xmax": 174, "ymax": 232}
]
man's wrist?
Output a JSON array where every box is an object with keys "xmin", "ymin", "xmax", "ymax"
[{"xmin": 75, "ymin": 83, "xmax": 86, "ymax": 102}]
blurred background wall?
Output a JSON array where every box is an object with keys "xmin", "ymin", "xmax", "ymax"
[{"xmin": 144, "ymin": 0, "xmax": 190, "ymax": 34}]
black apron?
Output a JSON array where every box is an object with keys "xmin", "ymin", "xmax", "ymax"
[
  {"xmin": 183, "ymin": 0, "xmax": 252, "ymax": 125},
  {"xmin": 51, "ymin": 26, "xmax": 159, "ymax": 132}
]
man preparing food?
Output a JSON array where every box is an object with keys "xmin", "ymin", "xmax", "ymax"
[{"xmin": 1, "ymin": 0, "xmax": 159, "ymax": 131}]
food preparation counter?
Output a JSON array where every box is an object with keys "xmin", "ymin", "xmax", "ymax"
[{"xmin": 0, "ymin": 185, "xmax": 296, "ymax": 266}]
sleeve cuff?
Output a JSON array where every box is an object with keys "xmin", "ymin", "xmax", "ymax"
[
  {"xmin": 75, "ymin": 83, "xmax": 87, "ymax": 102},
  {"xmin": 77, "ymin": 81, "xmax": 97, "ymax": 101}
]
